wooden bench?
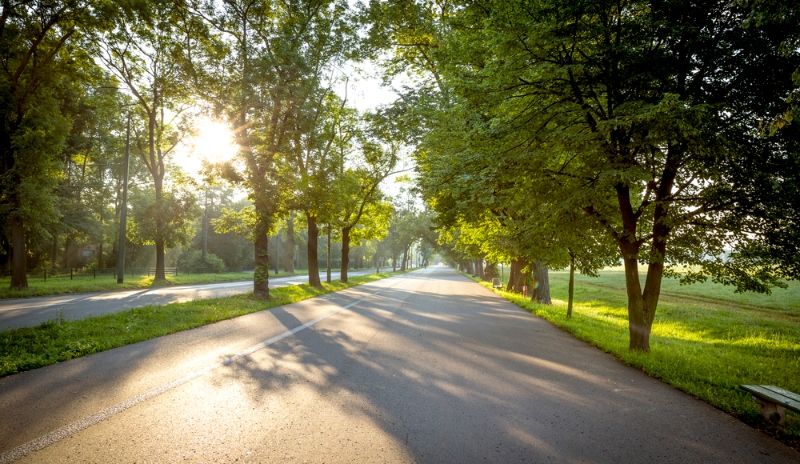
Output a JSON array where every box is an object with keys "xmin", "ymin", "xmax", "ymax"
[{"xmin": 741, "ymin": 384, "xmax": 800, "ymax": 425}]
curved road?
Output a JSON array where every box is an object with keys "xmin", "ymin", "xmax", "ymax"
[
  {"xmin": 0, "ymin": 267, "xmax": 796, "ymax": 463},
  {"xmin": 0, "ymin": 271, "xmax": 368, "ymax": 331}
]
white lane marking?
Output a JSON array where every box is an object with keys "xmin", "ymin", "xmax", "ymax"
[{"xmin": 0, "ymin": 278, "xmax": 403, "ymax": 464}]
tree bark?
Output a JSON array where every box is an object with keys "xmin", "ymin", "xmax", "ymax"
[
  {"xmin": 531, "ymin": 260, "xmax": 551, "ymax": 304},
  {"xmin": 401, "ymin": 246, "xmax": 409, "ymax": 271},
  {"xmin": 153, "ymin": 176, "xmax": 166, "ymax": 283},
  {"xmin": 149, "ymin": 111, "xmax": 167, "ymax": 284},
  {"xmin": 340, "ymin": 226, "xmax": 351, "ymax": 282},
  {"xmin": 306, "ymin": 213, "xmax": 322, "ymax": 287},
  {"xmin": 9, "ymin": 214, "xmax": 28, "ymax": 289},
  {"xmin": 507, "ymin": 258, "xmax": 527, "ymax": 293},
  {"xmin": 253, "ymin": 215, "xmax": 270, "ymax": 299}
]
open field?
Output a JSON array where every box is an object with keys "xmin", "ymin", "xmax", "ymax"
[
  {"xmin": 481, "ymin": 270, "xmax": 800, "ymax": 444},
  {"xmin": 0, "ymin": 271, "xmax": 401, "ymax": 377},
  {"xmin": 0, "ymin": 270, "xmax": 306, "ymax": 299}
]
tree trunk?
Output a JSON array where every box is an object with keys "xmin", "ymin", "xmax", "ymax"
[
  {"xmin": 284, "ymin": 212, "xmax": 295, "ymax": 273},
  {"xmin": 474, "ymin": 259, "xmax": 484, "ymax": 279},
  {"xmin": 567, "ymin": 251, "xmax": 575, "ymax": 318},
  {"xmin": 340, "ymin": 226, "xmax": 351, "ymax": 282},
  {"xmin": 153, "ymin": 174, "xmax": 166, "ymax": 283},
  {"xmin": 143, "ymin": 108, "xmax": 167, "ymax": 284},
  {"xmin": 273, "ymin": 233, "xmax": 281, "ymax": 274},
  {"xmin": 484, "ymin": 262, "xmax": 498, "ymax": 280},
  {"xmin": 253, "ymin": 215, "xmax": 270, "ymax": 299},
  {"xmin": 392, "ymin": 254, "xmax": 397, "ymax": 271},
  {"xmin": 9, "ymin": 215, "xmax": 28, "ymax": 289},
  {"xmin": 326, "ymin": 226, "xmax": 331, "ymax": 283},
  {"xmin": 621, "ymin": 244, "xmax": 652, "ymax": 351},
  {"xmin": 401, "ymin": 246, "xmax": 409, "ymax": 271},
  {"xmin": 507, "ymin": 258, "xmax": 527, "ymax": 293},
  {"xmin": 306, "ymin": 213, "xmax": 321, "ymax": 288},
  {"xmin": 531, "ymin": 260, "xmax": 551, "ymax": 304}
]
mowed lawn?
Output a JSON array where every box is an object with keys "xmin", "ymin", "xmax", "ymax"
[{"xmin": 485, "ymin": 270, "xmax": 800, "ymax": 443}]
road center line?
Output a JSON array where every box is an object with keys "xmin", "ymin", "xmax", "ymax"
[{"xmin": 0, "ymin": 279, "xmax": 402, "ymax": 464}]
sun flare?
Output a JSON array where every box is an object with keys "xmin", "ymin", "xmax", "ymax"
[{"xmin": 191, "ymin": 117, "xmax": 239, "ymax": 164}]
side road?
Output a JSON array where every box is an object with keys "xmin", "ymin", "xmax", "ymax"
[
  {"xmin": 0, "ymin": 270, "xmax": 368, "ymax": 331},
  {"xmin": 0, "ymin": 268, "xmax": 797, "ymax": 463}
]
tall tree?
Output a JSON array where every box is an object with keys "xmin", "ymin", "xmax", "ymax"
[
  {"xmin": 96, "ymin": 0, "xmax": 209, "ymax": 283},
  {"xmin": 0, "ymin": 0, "xmax": 107, "ymax": 288},
  {"xmin": 194, "ymin": 0, "xmax": 354, "ymax": 295}
]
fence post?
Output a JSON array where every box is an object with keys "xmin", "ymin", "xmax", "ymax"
[{"xmin": 70, "ymin": 268, "xmax": 73, "ymax": 280}]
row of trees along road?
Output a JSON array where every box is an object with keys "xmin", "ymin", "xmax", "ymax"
[
  {"xmin": 370, "ymin": 0, "xmax": 800, "ymax": 351},
  {"xmin": 0, "ymin": 0, "xmax": 424, "ymax": 297}
]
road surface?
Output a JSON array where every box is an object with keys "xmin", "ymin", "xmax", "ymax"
[
  {"xmin": 0, "ymin": 270, "xmax": 368, "ymax": 331},
  {"xmin": 0, "ymin": 267, "xmax": 796, "ymax": 463}
]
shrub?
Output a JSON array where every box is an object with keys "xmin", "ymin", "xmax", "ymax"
[{"xmin": 177, "ymin": 250, "xmax": 225, "ymax": 273}]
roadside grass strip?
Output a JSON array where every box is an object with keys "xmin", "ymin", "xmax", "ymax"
[
  {"xmin": 0, "ymin": 270, "xmax": 306, "ymax": 299},
  {"xmin": 475, "ymin": 272, "xmax": 800, "ymax": 445},
  {"xmin": 0, "ymin": 271, "xmax": 400, "ymax": 377}
]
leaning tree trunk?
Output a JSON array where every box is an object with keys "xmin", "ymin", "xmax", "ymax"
[
  {"xmin": 401, "ymin": 246, "xmax": 409, "ymax": 271},
  {"xmin": 253, "ymin": 215, "xmax": 270, "ymax": 299},
  {"xmin": 531, "ymin": 260, "xmax": 551, "ymax": 304},
  {"xmin": 340, "ymin": 226, "xmax": 351, "ymax": 282},
  {"xmin": 9, "ymin": 214, "xmax": 28, "ymax": 290},
  {"xmin": 306, "ymin": 213, "xmax": 322, "ymax": 288}
]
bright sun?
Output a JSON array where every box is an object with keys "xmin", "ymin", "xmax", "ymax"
[
  {"xmin": 191, "ymin": 117, "xmax": 239, "ymax": 164},
  {"xmin": 173, "ymin": 116, "xmax": 239, "ymax": 179}
]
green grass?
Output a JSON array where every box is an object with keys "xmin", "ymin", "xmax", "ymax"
[
  {"xmin": 0, "ymin": 269, "xmax": 306, "ymax": 299},
  {"xmin": 0, "ymin": 271, "xmax": 401, "ymax": 377},
  {"xmin": 477, "ymin": 270, "xmax": 800, "ymax": 444}
]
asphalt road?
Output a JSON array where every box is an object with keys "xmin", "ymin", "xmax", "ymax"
[
  {"xmin": 0, "ymin": 267, "xmax": 797, "ymax": 463},
  {"xmin": 0, "ymin": 270, "xmax": 368, "ymax": 331}
]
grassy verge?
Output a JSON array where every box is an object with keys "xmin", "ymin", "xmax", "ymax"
[
  {"xmin": 473, "ymin": 271, "xmax": 800, "ymax": 445},
  {"xmin": 0, "ymin": 271, "xmax": 402, "ymax": 377},
  {"xmin": 0, "ymin": 269, "xmax": 306, "ymax": 299}
]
